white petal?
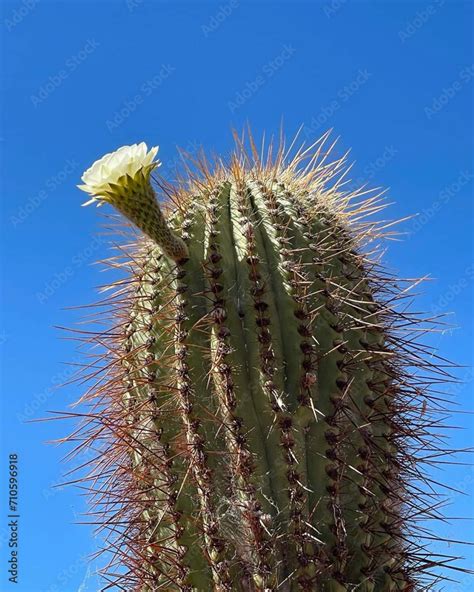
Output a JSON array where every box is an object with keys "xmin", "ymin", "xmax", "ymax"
[
  {"xmin": 78, "ymin": 142, "xmax": 160, "ymax": 197},
  {"xmin": 81, "ymin": 197, "xmax": 98, "ymax": 206}
]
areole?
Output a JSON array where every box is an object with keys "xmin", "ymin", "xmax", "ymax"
[{"xmin": 64, "ymin": 131, "xmax": 459, "ymax": 591}]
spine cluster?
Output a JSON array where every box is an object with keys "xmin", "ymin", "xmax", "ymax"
[{"xmin": 64, "ymin": 136, "xmax": 461, "ymax": 591}]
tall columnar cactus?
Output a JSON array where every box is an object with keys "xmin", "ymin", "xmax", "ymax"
[{"xmin": 69, "ymin": 134, "xmax": 457, "ymax": 591}]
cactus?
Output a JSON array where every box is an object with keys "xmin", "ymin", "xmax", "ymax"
[{"xmin": 66, "ymin": 133, "xmax": 461, "ymax": 591}]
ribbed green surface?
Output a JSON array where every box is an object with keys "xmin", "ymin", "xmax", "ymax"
[{"xmin": 116, "ymin": 180, "xmax": 410, "ymax": 591}]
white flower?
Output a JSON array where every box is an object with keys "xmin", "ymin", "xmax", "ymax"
[{"xmin": 78, "ymin": 142, "xmax": 160, "ymax": 205}]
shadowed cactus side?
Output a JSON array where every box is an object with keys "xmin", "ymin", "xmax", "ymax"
[{"xmin": 64, "ymin": 133, "xmax": 461, "ymax": 591}]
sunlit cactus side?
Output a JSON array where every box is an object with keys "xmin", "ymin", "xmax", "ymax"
[{"xmin": 64, "ymin": 132, "xmax": 462, "ymax": 591}]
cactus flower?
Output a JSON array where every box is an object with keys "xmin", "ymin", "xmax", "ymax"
[
  {"xmin": 78, "ymin": 142, "xmax": 187, "ymax": 261},
  {"xmin": 78, "ymin": 142, "xmax": 160, "ymax": 204}
]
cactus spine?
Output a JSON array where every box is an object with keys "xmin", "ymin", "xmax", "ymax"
[{"xmin": 68, "ymin": 133, "xmax": 459, "ymax": 591}]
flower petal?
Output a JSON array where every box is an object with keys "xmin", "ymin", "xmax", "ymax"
[{"xmin": 78, "ymin": 143, "xmax": 160, "ymax": 198}]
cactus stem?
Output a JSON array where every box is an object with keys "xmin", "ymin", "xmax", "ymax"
[
  {"xmin": 204, "ymin": 185, "xmax": 275, "ymax": 590},
  {"xmin": 173, "ymin": 210, "xmax": 233, "ymax": 590},
  {"xmin": 65, "ymin": 131, "xmax": 464, "ymax": 591}
]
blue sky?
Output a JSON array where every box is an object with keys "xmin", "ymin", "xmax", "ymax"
[{"xmin": 0, "ymin": 1, "xmax": 472, "ymax": 591}]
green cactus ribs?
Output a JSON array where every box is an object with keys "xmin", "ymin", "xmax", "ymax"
[{"xmin": 64, "ymin": 131, "xmax": 461, "ymax": 591}]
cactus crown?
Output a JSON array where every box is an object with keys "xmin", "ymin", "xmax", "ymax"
[{"xmin": 64, "ymin": 131, "xmax": 461, "ymax": 591}]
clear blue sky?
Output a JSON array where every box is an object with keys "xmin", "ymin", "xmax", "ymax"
[{"xmin": 0, "ymin": 1, "xmax": 472, "ymax": 591}]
